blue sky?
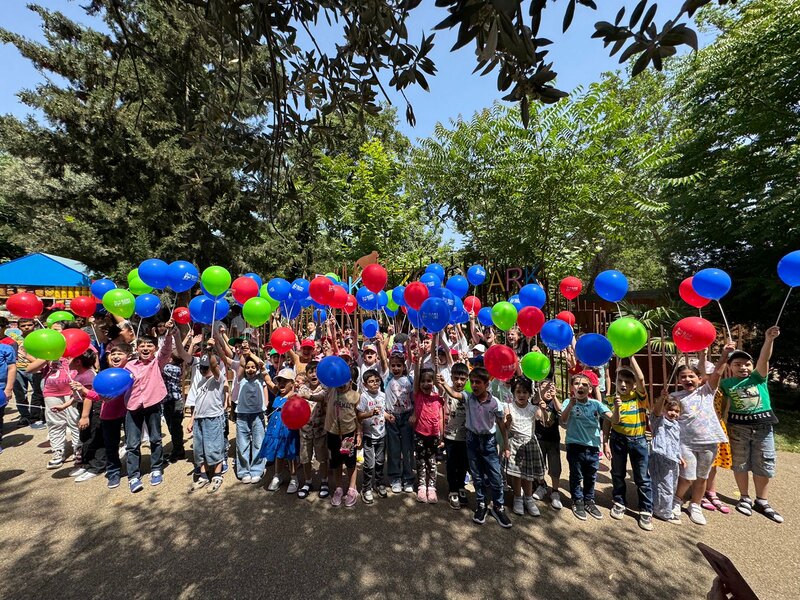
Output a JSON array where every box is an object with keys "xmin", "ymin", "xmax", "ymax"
[{"xmin": 0, "ymin": 1, "xmax": 716, "ymax": 141}]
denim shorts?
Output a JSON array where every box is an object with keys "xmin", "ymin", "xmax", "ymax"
[
  {"xmin": 193, "ymin": 414, "xmax": 226, "ymax": 467},
  {"xmin": 728, "ymin": 423, "xmax": 776, "ymax": 478}
]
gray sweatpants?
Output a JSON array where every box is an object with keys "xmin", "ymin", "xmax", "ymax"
[{"xmin": 649, "ymin": 452, "xmax": 679, "ymax": 519}]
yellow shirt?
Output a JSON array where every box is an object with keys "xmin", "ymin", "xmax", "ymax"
[{"xmin": 605, "ymin": 390, "xmax": 649, "ymax": 437}]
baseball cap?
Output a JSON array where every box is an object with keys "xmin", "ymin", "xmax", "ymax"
[
  {"xmin": 472, "ymin": 343, "xmax": 486, "ymax": 354},
  {"xmin": 450, "ymin": 348, "xmax": 459, "ymax": 356},
  {"xmin": 437, "ymin": 345, "xmax": 447, "ymax": 354},
  {"xmin": 276, "ymin": 368, "xmax": 296, "ymax": 381},
  {"xmin": 338, "ymin": 348, "xmax": 352, "ymax": 357},
  {"xmin": 728, "ymin": 350, "xmax": 753, "ymax": 363},
  {"xmin": 363, "ymin": 344, "xmax": 377, "ymax": 353},
  {"xmin": 199, "ymin": 354, "xmax": 211, "ymax": 368},
  {"xmin": 300, "ymin": 339, "xmax": 315, "ymax": 348},
  {"xmin": 269, "ymin": 349, "xmax": 278, "ymax": 356},
  {"xmin": 580, "ymin": 370, "xmax": 599, "ymax": 387},
  {"xmin": 228, "ymin": 336, "xmax": 245, "ymax": 346}
]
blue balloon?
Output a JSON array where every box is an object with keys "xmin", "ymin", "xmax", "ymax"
[
  {"xmin": 467, "ymin": 265, "xmax": 487, "ymax": 286},
  {"xmin": 317, "ymin": 356, "xmax": 352, "ymax": 388},
  {"xmin": 93, "ymin": 368, "xmax": 134, "ymax": 398},
  {"xmin": 407, "ymin": 308, "xmax": 423, "ymax": 329},
  {"xmin": 201, "ymin": 282, "xmax": 226, "ymax": 299},
  {"xmin": 594, "ymin": 270, "xmax": 629, "ymax": 303},
  {"xmin": 450, "ymin": 296, "xmax": 464, "ymax": 317},
  {"xmin": 189, "ymin": 296, "xmax": 213, "ymax": 324},
  {"xmin": 451, "ymin": 308, "xmax": 470, "ymax": 325},
  {"xmin": 384, "ymin": 306, "xmax": 398, "ymax": 318},
  {"xmin": 362, "ymin": 319, "xmax": 379, "ymax": 338},
  {"xmin": 391, "ymin": 285, "xmax": 406, "ymax": 307},
  {"xmin": 778, "ymin": 251, "xmax": 800, "ymax": 287},
  {"xmin": 289, "ymin": 278, "xmax": 310, "ymax": 301},
  {"xmin": 377, "ymin": 290, "xmax": 389, "ymax": 308},
  {"xmin": 213, "ymin": 297, "xmax": 230, "ymax": 321},
  {"xmin": 244, "ymin": 272, "xmax": 263, "ymax": 289},
  {"xmin": 138, "ymin": 259, "xmax": 169, "ymax": 289},
  {"xmin": 429, "ymin": 286, "xmax": 445, "ymax": 299},
  {"xmin": 313, "ymin": 308, "xmax": 327, "ymax": 323},
  {"xmin": 267, "ymin": 278, "xmax": 291, "ymax": 301},
  {"xmin": 167, "ymin": 260, "xmax": 199, "ymax": 293},
  {"xmin": 519, "ymin": 284, "xmax": 546, "ymax": 308},
  {"xmin": 508, "ymin": 294, "xmax": 523, "ymax": 310},
  {"xmin": 356, "ymin": 287, "xmax": 378, "ymax": 310},
  {"xmin": 299, "ymin": 297, "xmax": 314, "ymax": 309},
  {"xmin": 440, "ymin": 288, "xmax": 456, "ymax": 312},
  {"xmin": 540, "ymin": 319, "xmax": 574, "ymax": 351},
  {"xmin": 420, "ymin": 272, "xmax": 442, "ymax": 289},
  {"xmin": 134, "ymin": 293, "xmax": 161, "ymax": 318},
  {"xmin": 279, "ymin": 301, "xmax": 302, "ymax": 321},
  {"xmin": 419, "ymin": 297, "xmax": 450, "ymax": 332},
  {"xmin": 336, "ymin": 281, "xmax": 349, "ymax": 291},
  {"xmin": 692, "ymin": 268, "xmax": 731, "ymax": 301},
  {"xmin": 425, "ymin": 263, "xmax": 445, "ymax": 281},
  {"xmin": 575, "ymin": 333, "xmax": 613, "ymax": 368},
  {"xmin": 445, "ymin": 275, "xmax": 469, "ymax": 298},
  {"xmin": 91, "ymin": 279, "xmax": 116, "ymax": 300},
  {"xmin": 477, "ymin": 307, "xmax": 494, "ymax": 327}
]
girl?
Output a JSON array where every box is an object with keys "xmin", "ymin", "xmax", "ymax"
[
  {"xmin": 702, "ymin": 388, "xmax": 732, "ymax": 514},
  {"xmin": 262, "ymin": 368, "xmax": 300, "ymax": 493},
  {"xmin": 236, "ymin": 355, "xmax": 267, "ymax": 484},
  {"xmin": 384, "ymin": 351, "xmax": 415, "ymax": 493},
  {"xmin": 324, "ymin": 366, "xmax": 361, "ymax": 507},
  {"xmin": 533, "ymin": 379, "xmax": 563, "ymax": 510},
  {"xmin": 506, "ymin": 377, "xmax": 545, "ymax": 516},
  {"xmin": 410, "ymin": 354, "xmax": 445, "ymax": 504},
  {"xmin": 68, "ymin": 350, "xmax": 97, "ymax": 478},
  {"xmin": 649, "ymin": 395, "xmax": 684, "ymax": 523}
]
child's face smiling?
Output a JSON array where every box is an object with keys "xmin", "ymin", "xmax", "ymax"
[
  {"xmin": 365, "ymin": 375, "xmax": 381, "ymax": 394},
  {"xmin": 665, "ymin": 405, "xmax": 681, "ymax": 421},
  {"xmin": 245, "ymin": 362, "xmax": 258, "ymax": 378},
  {"xmin": 137, "ymin": 340, "xmax": 157, "ymax": 361},
  {"xmin": 307, "ymin": 368, "xmax": 319, "ymax": 387},
  {"xmin": 730, "ymin": 358, "xmax": 753, "ymax": 378},
  {"xmin": 678, "ymin": 369, "xmax": 701, "ymax": 391},
  {"xmin": 275, "ymin": 378, "xmax": 294, "ymax": 396},
  {"xmin": 420, "ymin": 374, "xmax": 435, "ymax": 395},
  {"xmin": 107, "ymin": 349, "xmax": 129, "ymax": 368},
  {"xmin": 540, "ymin": 382, "xmax": 555, "ymax": 401},
  {"xmin": 389, "ymin": 359, "xmax": 404, "ymax": 377}
]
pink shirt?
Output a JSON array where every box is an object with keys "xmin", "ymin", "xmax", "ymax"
[
  {"xmin": 414, "ymin": 391, "xmax": 444, "ymax": 437},
  {"xmin": 87, "ymin": 388, "xmax": 126, "ymax": 420},
  {"xmin": 42, "ymin": 359, "xmax": 73, "ymax": 397},
  {"xmin": 124, "ymin": 335, "xmax": 173, "ymax": 411}
]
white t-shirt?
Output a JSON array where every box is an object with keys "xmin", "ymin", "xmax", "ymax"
[
  {"xmin": 191, "ymin": 370, "xmax": 226, "ymax": 418},
  {"xmin": 186, "ymin": 357, "xmax": 227, "ymax": 409},
  {"xmin": 357, "ymin": 360, "xmax": 385, "ymax": 393},
  {"xmin": 508, "ymin": 401, "xmax": 537, "ymax": 438},
  {"xmin": 357, "ymin": 390, "xmax": 386, "ymax": 439}
]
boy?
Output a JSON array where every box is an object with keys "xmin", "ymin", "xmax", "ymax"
[
  {"xmin": 356, "ymin": 368, "xmax": 387, "ymax": 503},
  {"xmin": 722, "ymin": 326, "xmax": 783, "ymax": 522},
  {"xmin": 234, "ymin": 354, "xmax": 267, "ymax": 484},
  {"xmin": 438, "ymin": 362, "xmax": 470, "ymax": 509},
  {"xmin": 356, "ymin": 341, "xmax": 387, "ymax": 393},
  {"xmin": 603, "ymin": 358, "xmax": 654, "ymax": 530},
  {"xmin": 0, "ymin": 337, "xmax": 17, "ymax": 453},
  {"xmin": 13, "ymin": 318, "xmax": 46, "ymax": 429},
  {"xmin": 123, "ymin": 320, "xmax": 175, "ymax": 493},
  {"xmin": 561, "ymin": 373, "xmax": 613, "ymax": 521},
  {"xmin": 297, "ymin": 360, "xmax": 330, "ymax": 498},
  {"xmin": 463, "ymin": 366, "xmax": 512, "ymax": 528},
  {"xmin": 384, "ymin": 351, "xmax": 415, "ymax": 493},
  {"xmin": 534, "ymin": 379, "xmax": 564, "ymax": 510}
]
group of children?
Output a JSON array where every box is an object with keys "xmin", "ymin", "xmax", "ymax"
[{"xmin": 1, "ymin": 304, "xmax": 786, "ymax": 530}]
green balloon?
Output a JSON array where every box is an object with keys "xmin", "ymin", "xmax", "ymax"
[
  {"xmin": 202, "ymin": 265, "xmax": 231, "ymax": 297},
  {"xmin": 464, "ymin": 380, "xmax": 473, "ymax": 394},
  {"xmin": 24, "ymin": 329, "xmax": 66, "ymax": 360},
  {"xmin": 491, "ymin": 301, "xmax": 518, "ymax": 331},
  {"xmin": 259, "ymin": 285, "xmax": 280, "ymax": 310},
  {"xmin": 242, "ymin": 296, "xmax": 273, "ymax": 327},
  {"xmin": 387, "ymin": 298, "xmax": 399, "ymax": 312},
  {"xmin": 521, "ymin": 351, "xmax": 551, "ymax": 381},
  {"xmin": 128, "ymin": 272, "xmax": 154, "ymax": 296},
  {"xmin": 607, "ymin": 317, "xmax": 648, "ymax": 358},
  {"xmin": 46, "ymin": 311, "xmax": 75, "ymax": 327},
  {"xmin": 325, "ymin": 272, "xmax": 340, "ymax": 282},
  {"xmin": 103, "ymin": 288, "xmax": 136, "ymax": 318}
]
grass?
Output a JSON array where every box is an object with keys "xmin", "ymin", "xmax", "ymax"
[{"xmin": 775, "ymin": 408, "xmax": 800, "ymax": 453}]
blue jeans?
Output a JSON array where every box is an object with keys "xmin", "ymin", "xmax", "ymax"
[
  {"xmin": 566, "ymin": 444, "xmax": 600, "ymax": 503},
  {"xmin": 466, "ymin": 431, "xmax": 503, "ymax": 507},
  {"xmin": 386, "ymin": 411, "xmax": 414, "ymax": 485},
  {"xmin": 125, "ymin": 405, "xmax": 164, "ymax": 480},
  {"xmin": 14, "ymin": 370, "xmax": 44, "ymax": 422},
  {"xmin": 610, "ymin": 432, "xmax": 653, "ymax": 512},
  {"xmin": 236, "ymin": 412, "xmax": 266, "ymax": 478},
  {"xmin": 100, "ymin": 417, "xmax": 124, "ymax": 478}
]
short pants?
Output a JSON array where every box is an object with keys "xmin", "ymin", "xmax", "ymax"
[
  {"xmin": 300, "ymin": 434, "xmax": 329, "ymax": 465},
  {"xmin": 679, "ymin": 443, "xmax": 718, "ymax": 480},
  {"xmin": 729, "ymin": 423, "xmax": 776, "ymax": 478},
  {"xmin": 327, "ymin": 431, "xmax": 357, "ymax": 470}
]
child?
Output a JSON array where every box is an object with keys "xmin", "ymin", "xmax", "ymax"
[
  {"xmin": 649, "ymin": 396, "xmax": 684, "ymax": 524},
  {"xmin": 262, "ymin": 368, "xmax": 301, "ymax": 493},
  {"xmin": 604, "ymin": 358, "xmax": 654, "ymax": 531},
  {"xmin": 384, "ymin": 351, "xmax": 415, "ymax": 494},
  {"xmin": 296, "ymin": 360, "xmax": 330, "ymax": 499},
  {"xmin": 162, "ymin": 333, "xmax": 200, "ymax": 463},
  {"xmin": 411, "ymin": 354, "xmax": 445, "ymax": 504},
  {"xmin": 703, "ymin": 387, "xmax": 733, "ymax": 514},
  {"xmin": 0, "ymin": 338, "xmax": 17, "ymax": 454},
  {"xmin": 324, "ymin": 367, "xmax": 361, "ymax": 507},
  {"xmin": 356, "ymin": 342, "xmax": 387, "ymax": 393},
  {"xmin": 357, "ymin": 368, "xmax": 387, "ymax": 503},
  {"xmin": 672, "ymin": 343, "xmax": 734, "ymax": 525},
  {"xmin": 463, "ymin": 366, "xmax": 512, "ymax": 528},
  {"xmin": 722, "ymin": 326, "xmax": 783, "ymax": 523},
  {"xmin": 533, "ymin": 379, "xmax": 563, "ymax": 510},
  {"xmin": 235, "ymin": 355, "xmax": 267, "ymax": 484},
  {"xmin": 561, "ymin": 373, "xmax": 613, "ymax": 521},
  {"xmin": 440, "ymin": 362, "xmax": 470, "ymax": 510},
  {"xmin": 505, "ymin": 377, "xmax": 545, "ymax": 517},
  {"xmin": 65, "ymin": 350, "xmax": 97, "ymax": 477}
]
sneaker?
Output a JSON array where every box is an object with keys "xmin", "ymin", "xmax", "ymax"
[
  {"xmin": 573, "ymin": 500, "xmax": 587, "ymax": 521},
  {"xmin": 150, "ymin": 470, "xmax": 163, "ymax": 486},
  {"xmin": 532, "ymin": 484, "xmax": 548, "ymax": 501},
  {"xmin": 449, "ymin": 493, "xmax": 461, "ymax": 509},
  {"xmin": 30, "ymin": 421, "xmax": 47, "ymax": 430},
  {"xmin": 753, "ymin": 499, "xmax": 784, "ymax": 523},
  {"xmin": 241, "ymin": 475, "xmax": 252, "ymax": 484},
  {"xmin": 427, "ymin": 488, "xmax": 438, "ymax": 504},
  {"xmin": 610, "ymin": 502, "xmax": 626, "ymax": 520},
  {"xmin": 377, "ymin": 485, "xmax": 388, "ymax": 498},
  {"xmin": 69, "ymin": 466, "xmax": 87, "ymax": 478},
  {"xmin": 75, "ymin": 470, "xmax": 100, "ymax": 483},
  {"xmin": 190, "ymin": 476, "xmax": 210, "ymax": 492},
  {"xmin": 107, "ymin": 473, "xmax": 121, "ymax": 489},
  {"xmin": 344, "ymin": 487, "xmax": 358, "ymax": 508},
  {"xmin": 656, "ymin": 513, "xmax": 682, "ymax": 525},
  {"xmin": 250, "ymin": 475, "xmax": 262, "ymax": 485},
  {"xmin": 403, "ymin": 483, "xmax": 414, "ymax": 494},
  {"xmin": 586, "ymin": 501, "xmax": 603, "ymax": 520},
  {"xmin": 672, "ymin": 500, "xmax": 683, "ymax": 519},
  {"xmin": 362, "ymin": 489, "xmax": 374, "ymax": 504},
  {"xmin": 417, "ymin": 486, "xmax": 428, "ymax": 503},
  {"xmin": 129, "ymin": 477, "xmax": 144, "ymax": 494},
  {"xmin": 513, "ymin": 496, "xmax": 524, "ymax": 516},
  {"xmin": 331, "ymin": 487, "xmax": 344, "ymax": 507},
  {"xmin": 47, "ymin": 451, "xmax": 64, "ymax": 469},
  {"xmin": 287, "ymin": 478, "xmax": 299, "ymax": 494},
  {"xmin": 267, "ymin": 475, "xmax": 282, "ymax": 492},
  {"xmin": 208, "ymin": 476, "xmax": 223, "ymax": 493},
  {"xmin": 550, "ymin": 491, "xmax": 563, "ymax": 510},
  {"xmin": 639, "ymin": 512, "xmax": 654, "ymax": 531},
  {"xmin": 491, "ymin": 504, "xmax": 513, "ymax": 528},
  {"xmin": 220, "ymin": 461, "xmax": 229, "ymax": 475},
  {"xmin": 391, "ymin": 481, "xmax": 402, "ymax": 494},
  {"xmin": 458, "ymin": 488, "xmax": 468, "ymax": 506},
  {"xmin": 689, "ymin": 503, "xmax": 707, "ymax": 525},
  {"xmin": 473, "ymin": 502, "xmax": 488, "ymax": 524},
  {"xmin": 524, "ymin": 496, "xmax": 541, "ymax": 517}
]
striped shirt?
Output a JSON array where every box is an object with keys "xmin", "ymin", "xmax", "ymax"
[{"xmin": 605, "ymin": 391, "xmax": 649, "ymax": 437}]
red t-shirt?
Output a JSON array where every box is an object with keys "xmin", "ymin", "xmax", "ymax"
[{"xmin": 414, "ymin": 391, "xmax": 444, "ymax": 437}]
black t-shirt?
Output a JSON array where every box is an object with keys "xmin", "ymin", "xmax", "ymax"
[{"xmin": 535, "ymin": 401, "xmax": 561, "ymax": 443}]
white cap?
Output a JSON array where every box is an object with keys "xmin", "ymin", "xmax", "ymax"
[{"xmin": 472, "ymin": 343, "xmax": 486, "ymax": 354}]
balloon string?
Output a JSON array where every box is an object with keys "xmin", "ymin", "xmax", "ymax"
[
  {"xmin": 775, "ymin": 288, "xmax": 793, "ymax": 327},
  {"xmin": 717, "ymin": 301, "xmax": 733, "ymax": 342},
  {"xmin": 698, "ymin": 307, "xmax": 702, "ymax": 318},
  {"xmin": 135, "ymin": 318, "xmax": 142, "ymax": 340},
  {"xmin": 615, "ymin": 302, "xmax": 622, "ymax": 319},
  {"xmin": 35, "ymin": 318, "xmax": 45, "ymax": 329},
  {"xmin": 168, "ymin": 291, "xmax": 178, "ymax": 316}
]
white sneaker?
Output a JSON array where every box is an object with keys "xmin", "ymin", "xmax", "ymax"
[
  {"xmin": 672, "ymin": 500, "xmax": 683, "ymax": 519},
  {"xmin": 267, "ymin": 475, "xmax": 282, "ymax": 491},
  {"xmin": 241, "ymin": 475, "xmax": 252, "ymax": 484},
  {"xmin": 689, "ymin": 503, "xmax": 707, "ymax": 525},
  {"xmin": 69, "ymin": 467, "xmax": 87, "ymax": 478},
  {"xmin": 75, "ymin": 471, "xmax": 100, "ymax": 483},
  {"xmin": 403, "ymin": 483, "xmax": 414, "ymax": 494},
  {"xmin": 47, "ymin": 451, "xmax": 64, "ymax": 469},
  {"xmin": 391, "ymin": 482, "xmax": 402, "ymax": 494},
  {"xmin": 532, "ymin": 484, "xmax": 548, "ymax": 501},
  {"xmin": 250, "ymin": 475, "xmax": 262, "ymax": 484},
  {"xmin": 287, "ymin": 478, "xmax": 299, "ymax": 494},
  {"xmin": 550, "ymin": 491, "xmax": 563, "ymax": 510},
  {"xmin": 524, "ymin": 496, "xmax": 541, "ymax": 517},
  {"xmin": 513, "ymin": 496, "xmax": 524, "ymax": 515}
]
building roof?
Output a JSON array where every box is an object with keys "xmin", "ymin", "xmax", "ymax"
[{"xmin": 0, "ymin": 253, "xmax": 93, "ymax": 287}]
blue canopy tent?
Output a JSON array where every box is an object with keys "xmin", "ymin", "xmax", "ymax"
[{"xmin": 0, "ymin": 253, "xmax": 93, "ymax": 300}]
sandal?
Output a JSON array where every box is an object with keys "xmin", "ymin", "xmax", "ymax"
[
  {"xmin": 753, "ymin": 499, "xmax": 784, "ymax": 523},
  {"xmin": 298, "ymin": 483, "xmax": 311, "ymax": 499},
  {"xmin": 700, "ymin": 497, "xmax": 717, "ymax": 512},
  {"xmin": 736, "ymin": 496, "xmax": 753, "ymax": 516},
  {"xmin": 706, "ymin": 492, "xmax": 730, "ymax": 514},
  {"xmin": 319, "ymin": 482, "xmax": 330, "ymax": 499}
]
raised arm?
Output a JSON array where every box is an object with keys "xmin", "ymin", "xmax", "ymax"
[
  {"xmin": 628, "ymin": 356, "xmax": 647, "ymax": 396},
  {"xmin": 157, "ymin": 320, "xmax": 176, "ymax": 368},
  {"xmin": 756, "ymin": 326, "xmax": 780, "ymax": 378},
  {"xmin": 708, "ymin": 342, "xmax": 736, "ymax": 390}
]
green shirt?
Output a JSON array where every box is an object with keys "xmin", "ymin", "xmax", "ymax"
[{"xmin": 721, "ymin": 371, "xmax": 778, "ymax": 425}]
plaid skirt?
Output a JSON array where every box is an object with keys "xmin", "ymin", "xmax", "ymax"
[{"xmin": 506, "ymin": 433, "xmax": 544, "ymax": 481}]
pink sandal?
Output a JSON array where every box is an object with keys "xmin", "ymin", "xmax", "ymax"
[{"xmin": 705, "ymin": 492, "xmax": 730, "ymax": 514}]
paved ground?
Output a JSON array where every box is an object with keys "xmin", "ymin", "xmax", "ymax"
[{"xmin": 0, "ymin": 407, "xmax": 797, "ymax": 600}]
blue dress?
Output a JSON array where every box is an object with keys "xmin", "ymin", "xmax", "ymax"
[{"xmin": 258, "ymin": 395, "xmax": 299, "ymax": 463}]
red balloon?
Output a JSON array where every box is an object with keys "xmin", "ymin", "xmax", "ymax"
[
  {"xmin": 231, "ymin": 276, "xmax": 259, "ymax": 305},
  {"xmin": 7, "ymin": 292, "xmax": 44, "ymax": 319},
  {"xmin": 270, "ymin": 326, "xmax": 297, "ymax": 354},
  {"xmin": 309, "ymin": 276, "xmax": 335, "ymax": 305},
  {"xmin": 464, "ymin": 295, "xmax": 482, "ymax": 315},
  {"xmin": 517, "ymin": 306, "xmax": 545, "ymax": 337},
  {"xmin": 362, "ymin": 264, "xmax": 388, "ymax": 293},
  {"xmin": 343, "ymin": 294, "xmax": 357, "ymax": 314},
  {"xmin": 281, "ymin": 395, "xmax": 312, "ymax": 430},
  {"xmin": 679, "ymin": 277, "xmax": 711, "ymax": 309},
  {"xmin": 329, "ymin": 285, "xmax": 347, "ymax": 309},
  {"xmin": 560, "ymin": 276, "xmax": 583, "ymax": 300},
  {"xmin": 70, "ymin": 296, "xmax": 96, "ymax": 318},
  {"xmin": 172, "ymin": 306, "xmax": 191, "ymax": 325},
  {"xmin": 62, "ymin": 328, "xmax": 91, "ymax": 358},
  {"xmin": 672, "ymin": 317, "xmax": 717, "ymax": 353},
  {"xmin": 556, "ymin": 310, "xmax": 576, "ymax": 327},
  {"xmin": 484, "ymin": 344, "xmax": 519, "ymax": 382},
  {"xmin": 404, "ymin": 282, "xmax": 429, "ymax": 311}
]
